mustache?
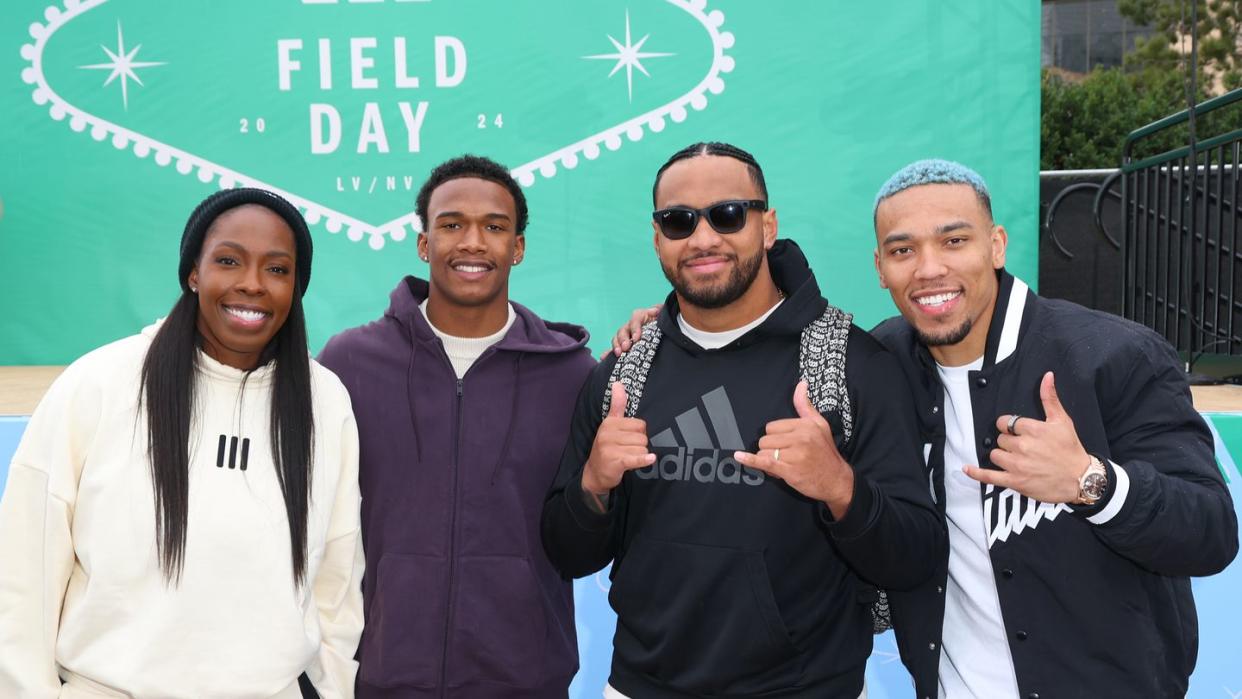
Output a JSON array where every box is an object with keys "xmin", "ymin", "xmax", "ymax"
[{"xmin": 679, "ymin": 251, "xmax": 737, "ymax": 268}]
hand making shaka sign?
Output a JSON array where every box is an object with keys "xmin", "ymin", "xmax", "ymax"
[
  {"xmin": 964, "ymin": 371, "xmax": 1095, "ymax": 504},
  {"xmin": 734, "ymin": 380, "xmax": 856, "ymax": 519},
  {"xmin": 581, "ymin": 382, "xmax": 656, "ymax": 508}
]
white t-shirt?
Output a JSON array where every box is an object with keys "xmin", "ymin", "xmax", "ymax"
[
  {"xmin": 677, "ymin": 299, "xmax": 784, "ymax": 349},
  {"xmin": 419, "ymin": 300, "xmax": 516, "ymax": 378},
  {"xmin": 935, "ymin": 358, "xmax": 1019, "ymax": 699}
]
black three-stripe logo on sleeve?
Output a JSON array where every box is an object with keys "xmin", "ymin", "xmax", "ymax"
[{"xmin": 216, "ymin": 434, "xmax": 251, "ymax": 471}]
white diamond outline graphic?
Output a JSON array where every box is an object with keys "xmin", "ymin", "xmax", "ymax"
[{"xmin": 20, "ymin": 0, "xmax": 736, "ymax": 250}]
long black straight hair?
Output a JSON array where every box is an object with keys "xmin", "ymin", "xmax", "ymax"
[{"xmin": 138, "ymin": 241, "xmax": 315, "ymax": 586}]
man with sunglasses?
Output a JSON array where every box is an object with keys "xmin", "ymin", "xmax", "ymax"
[
  {"xmin": 869, "ymin": 159, "xmax": 1236, "ymax": 698},
  {"xmin": 542, "ymin": 142, "xmax": 945, "ymax": 698}
]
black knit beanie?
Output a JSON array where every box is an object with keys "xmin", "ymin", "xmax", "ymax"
[{"xmin": 178, "ymin": 188, "xmax": 313, "ymax": 296}]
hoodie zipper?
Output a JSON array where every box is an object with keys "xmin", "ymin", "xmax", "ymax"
[
  {"xmin": 438, "ymin": 376, "xmax": 464, "ymax": 696},
  {"xmin": 427, "ymin": 338, "xmax": 501, "ymax": 694}
]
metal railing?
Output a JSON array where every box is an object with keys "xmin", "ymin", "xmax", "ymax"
[{"xmin": 1106, "ymin": 88, "xmax": 1242, "ymax": 357}]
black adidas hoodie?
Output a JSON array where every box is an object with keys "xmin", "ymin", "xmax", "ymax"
[{"xmin": 541, "ymin": 240, "xmax": 946, "ymax": 698}]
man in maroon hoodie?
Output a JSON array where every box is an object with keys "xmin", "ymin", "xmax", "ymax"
[{"xmin": 318, "ymin": 155, "xmax": 596, "ymax": 698}]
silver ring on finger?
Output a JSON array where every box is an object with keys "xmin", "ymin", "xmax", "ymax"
[
  {"xmin": 1006, "ymin": 414, "xmax": 1022, "ymax": 436},
  {"xmin": 773, "ymin": 448, "xmax": 781, "ymax": 462}
]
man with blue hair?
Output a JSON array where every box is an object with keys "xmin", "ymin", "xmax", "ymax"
[{"xmin": 870, "ymin": 159, "xmax": 1238, "ymax": 698}]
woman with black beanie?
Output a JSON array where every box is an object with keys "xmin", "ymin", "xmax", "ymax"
[{"xmin": 0, "ymin": 188, "xmax": 363, "ymax": 698}]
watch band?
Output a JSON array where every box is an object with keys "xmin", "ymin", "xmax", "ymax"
[{"xmin": 1077, "ymin": 454, "xmax": 1109, "ymax": 505}]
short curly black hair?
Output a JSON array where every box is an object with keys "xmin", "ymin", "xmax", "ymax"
[{"xmin": 415, "ymin": 154, "xmax": 528, "ymax": 234}]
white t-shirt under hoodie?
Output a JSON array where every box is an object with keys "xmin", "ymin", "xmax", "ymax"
[{"xmin": 0, "ymin": 322, "xmax": 365, "ymax": 698}]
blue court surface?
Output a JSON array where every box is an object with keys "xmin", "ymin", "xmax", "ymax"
[{"xmin": 2, "ymin": 416, "xmax": 1240, "ymax": 697}]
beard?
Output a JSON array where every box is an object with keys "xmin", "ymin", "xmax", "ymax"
[
  {"xmin": 663, "ymin": 246, "xmax": 765, "ymax": 310},
  {"xmin": 916, "ymin": 317, "xmax": 974, "ymax": 347}
]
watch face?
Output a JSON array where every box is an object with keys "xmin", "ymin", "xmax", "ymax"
[{"xmin": 1082, "ymin": 472, "xmax": 1108, "ymax": 500}]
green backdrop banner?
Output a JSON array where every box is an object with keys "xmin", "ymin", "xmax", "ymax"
[{"xmin": 0, "ymin": 0, "xmax": 1039, "ymax": 363}]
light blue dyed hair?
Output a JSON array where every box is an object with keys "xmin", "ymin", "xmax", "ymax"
[{"xmin": 873, "ymin": 159, "xmax": 992, "ymax": 220}]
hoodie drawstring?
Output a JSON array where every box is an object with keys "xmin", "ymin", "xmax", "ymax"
[
  {"xmin": 489, "ymin": 353, "xmax": 523, "ymax": 485},
  {"xmin": 405, "ymin": 328, "xmax": 426, "ymax": 462}
]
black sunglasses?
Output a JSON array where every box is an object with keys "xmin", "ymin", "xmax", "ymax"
[{"xmin": 652, "ymin": 199, "xmax": 768, "ymax": 240}]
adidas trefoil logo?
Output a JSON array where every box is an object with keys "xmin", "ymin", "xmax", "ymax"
[{"xmin": 636, "ymin": 386, "xmax": 764, "ymax": 486}]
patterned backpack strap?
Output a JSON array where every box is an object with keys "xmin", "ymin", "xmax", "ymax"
[
  {"xmin": 601, "ymin": 321, "xmax": 662, "ymax": 418},
  {"xmin": 798, "ymin": 304, "xmax": 855, "ymax": 446},
  {"xmin": 870, "ymin": 589, "xmax": 892, "ymax": 634},
  {"xmin": 800, "ymin": 305, "xmax": 893, "ymax": 633}
]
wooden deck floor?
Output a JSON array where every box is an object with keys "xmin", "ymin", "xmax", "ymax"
[{"xmin": 0, "ymin": 367, "xmax": 65, "ymax": 415}]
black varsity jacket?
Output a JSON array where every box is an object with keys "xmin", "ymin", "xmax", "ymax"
[{"xmin": 872, "ymin": 269, "xmax": 1239, "ymax": 699}]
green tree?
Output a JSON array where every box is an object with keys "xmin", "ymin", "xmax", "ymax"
[
  {"xmin": 1042, "ymin": 1, "xmax": 1242, "ymax": 170},
  {"xmin": 1041, "ymin": 67, "xmax": 1198, "ymax": 169},
  {"xmin": 1118, "ymin": 0, "xmax": 1242, "ymax": 90}
]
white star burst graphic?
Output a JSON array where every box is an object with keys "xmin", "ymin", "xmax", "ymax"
[
  {"xmin": 79, "ymin": 21, "xmax": 166, "ymax": 110},
  {"xmin": 583, "ymin": 10, "xmax": 675, "ymax": 102}
]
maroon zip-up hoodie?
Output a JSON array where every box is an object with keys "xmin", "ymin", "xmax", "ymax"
[{"xmin": 318, "ymin": 276, "xmax": 595, "ymax": 698}]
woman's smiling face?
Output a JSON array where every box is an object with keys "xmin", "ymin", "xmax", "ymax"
[{"xmin": 188, "ymin": 204, "xmax": 297, "ymax": 370}]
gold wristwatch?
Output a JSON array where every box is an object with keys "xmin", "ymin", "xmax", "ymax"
[{"xmin": 1077, "ymin": 455, "xmax": 1108, "ymax": 505}]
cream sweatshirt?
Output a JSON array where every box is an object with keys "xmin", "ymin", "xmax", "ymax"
[{"xmin": 0, "ymin": 324, "xmax": 364, "ymax": 698}]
